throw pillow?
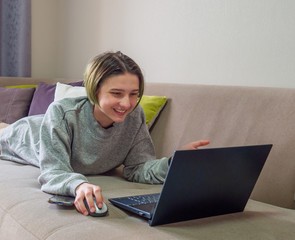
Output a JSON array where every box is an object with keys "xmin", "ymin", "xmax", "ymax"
[
  {"xmin": 139, "ymin": 95, "xmax": 167, "ymax": 129},
  {"xmin": 5, "ymin": 85, "xmax": 37, "ymax": 88},
  {"xmin": 28, "ymin": 81, "xmax": 83, "ymax": 116},
  {"xmin": 0, "ymin": 87, "xmax": 36, "ymax": 124},
  {"xmin": 54, "ymin": 83, "xmax": 167, "ymax": 129},
  {"xmin": 54, "ymin": 82, "xmax": 87, "ymax": 101}
]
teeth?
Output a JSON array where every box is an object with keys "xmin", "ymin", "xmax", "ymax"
[{"xmin": 115, "ymin": 109, "xmax": 126, "ymax": 113}]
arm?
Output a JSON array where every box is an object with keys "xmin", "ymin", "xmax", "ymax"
[
  {"xmin": 38, "ymin": 102, "xmax": 106, "ymax": 216},
  {"xmin": 123, "ymin": 136, "xmax": 170, "ymax": 184},
  {"xmin": 122, "ymin": 107, "xmax": 210, "ymax": 184},
  {"xmin": 37, "ymin": 103, "xmax": 88, "ymax": 197},
  {"xmin": 123, "ymin": 139, "xmax": 210, "ymax": 183},
  {"xmin": 122, "ymin": 110, "xmax": 169, "ymax": 184}
]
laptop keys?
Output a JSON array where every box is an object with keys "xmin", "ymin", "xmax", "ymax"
[{"xmin": 127, "ymin": 193, "xmax": 160, "ymax": 206}]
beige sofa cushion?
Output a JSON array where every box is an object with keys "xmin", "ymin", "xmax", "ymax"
[{"xmin": 1, "ymin": 160, "xmax": 295, "ymax": 240}]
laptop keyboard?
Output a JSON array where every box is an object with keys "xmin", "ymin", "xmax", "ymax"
[{"xmin": 126, "ymin": 193, "xmax": 160, "ymax": 206}]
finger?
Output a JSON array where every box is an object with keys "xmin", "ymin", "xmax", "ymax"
[
  {"xmin": 74, "ymin": 195, "xmax": 82, "ymax": 213},
  {"xmin": 74, "ymin": 196, "xmax": 88, "ymax": 216},
  {"xmin": 192, "ymin": 140, "xmax": 210, "ymax": 149},
  {"xmin": 93, "ymin": 186, "xmax": 103, "ymax": 209},
  {"xmin": 85, "ymin": 192, "xmax": 96, "ymax": 213}
]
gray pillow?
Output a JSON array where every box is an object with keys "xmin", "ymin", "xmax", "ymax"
[{"xmin": 0, "ymin": 87, "xmax": 35, "ymax": 124}]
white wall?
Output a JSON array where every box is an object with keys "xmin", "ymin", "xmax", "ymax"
[
  {"xmin": 31, "ymin": 0, "xmax": 59, "ymax": 78},
  {"xmin": 32, "ymin": 0, "xmax": 295, "ymax": 88}
]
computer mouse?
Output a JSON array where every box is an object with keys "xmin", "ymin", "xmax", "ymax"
[{"xmin": 83, "ymin": 197, "xmax": 108, "ymax": 217}]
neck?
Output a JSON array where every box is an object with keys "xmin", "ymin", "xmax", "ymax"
[{"xmin": 93, "ymin": 105, "xmax": 114, "ymax": 128}]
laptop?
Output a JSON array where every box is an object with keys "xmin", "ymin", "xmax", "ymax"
[{"xmin": 109, "ymin": 144, "xmax": 272, "ymax": 226}]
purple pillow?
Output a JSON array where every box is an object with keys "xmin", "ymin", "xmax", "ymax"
[
  {"xmin": 0, "ymin": 87, "xmax": 36, "ymax": 124},
  {"xmin": 28, "ymin": 81, "xmax": 83, "ymax": 116}
]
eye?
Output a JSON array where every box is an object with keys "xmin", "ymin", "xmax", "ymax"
[
  {"xmin": 130, "ymin": 92, "xmax": 139, "ymax": 97},
  {"xmin": 111, "ymin": 92, "xmax": 121, "ymax": 96}
]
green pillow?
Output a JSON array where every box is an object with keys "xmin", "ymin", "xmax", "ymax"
[
  {"xmin": 140, "ymin": 95, "xmax": 167, "ymax": 129},
  {"xmin": 6, "ymin": 85, "xmax": 37, "ymax": 88}
]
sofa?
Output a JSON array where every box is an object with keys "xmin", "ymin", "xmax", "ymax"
[{"xmin": 0, "ymin": 77, "xmax": 294, "ymax": 240}]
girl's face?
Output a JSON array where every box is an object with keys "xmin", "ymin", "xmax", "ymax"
[{"xmin": 93, "ymin": 73, "xmax": 140, "ymax": 128}]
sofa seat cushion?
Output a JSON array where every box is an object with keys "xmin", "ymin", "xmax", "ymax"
[{"xmin": 0, "ymin": 160, "xmax": 295, "ymax": 240}]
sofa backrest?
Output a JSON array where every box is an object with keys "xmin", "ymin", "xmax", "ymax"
[{"xmin": 145, "ymin": 83, "xmax": 295, "ymax": 210}]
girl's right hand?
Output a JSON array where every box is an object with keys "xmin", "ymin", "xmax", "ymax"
[{"xmin": 74, "ymin": 182, "xmax": 104, "ymax": 216}]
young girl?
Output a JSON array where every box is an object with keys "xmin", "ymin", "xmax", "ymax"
[{"xmin": 0, "ymin": 51, "xmax": 209, "ymax": 216}]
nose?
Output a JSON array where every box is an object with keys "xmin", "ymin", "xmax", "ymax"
[{"xmin": 120, "ymin": 95, "xmax": 131, "ymax": 109}]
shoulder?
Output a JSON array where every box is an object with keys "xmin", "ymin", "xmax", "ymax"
[
  {"xmin": 46, "ymin": 96, "xmax": 89, "ymax": 116},
  {"xmin": 117, "ymin": 104, "xmax": 147, "ymax": 134},
  {"xmin": 127, "ymin": 104, "xmax": 146, "ymax": 124}
]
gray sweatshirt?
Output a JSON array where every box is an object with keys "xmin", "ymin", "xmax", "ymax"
[{"xmin": 0, "ymin": 97, "xmax": 169, "ymax": 196}]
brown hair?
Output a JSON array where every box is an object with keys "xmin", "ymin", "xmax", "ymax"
[{"xmin": 84, "ymin": 51, "xmax": 144, "ymax": 107}]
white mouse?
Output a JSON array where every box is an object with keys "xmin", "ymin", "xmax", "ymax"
[{"xmin": 83, "ymin": 197, "xmax": 108, "ymax": 217}]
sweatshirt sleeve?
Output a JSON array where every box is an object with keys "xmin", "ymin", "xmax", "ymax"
[
  {"xmin": 37, "ymin": 103, "xmax": 88, "ymax": 197},
  {"xmin": 123, "ymin": 108, "xmax": 169, "ymax": 184}
]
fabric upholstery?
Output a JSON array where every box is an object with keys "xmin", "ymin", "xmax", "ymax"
[
  {"xmin": 145, "ymin": 83, "xmax": 295, "ymax": 209},
  {"xmin": 139, "ymin": 95, "xmax": 167, "ymax": 128},
  {"xmin": 0, "ymin": 160, "xmax": 294, "ymax": 240},
  {"xmin": 0, "ymin": 87, "xmax": 35, "ymax": 124},
  {"xmin": 5, "ymin": 85, "xmax": 37, "ymax": 88},
  {"xmin": 54, "ymin": 82, "xmax": 86, "ymax": 101}
]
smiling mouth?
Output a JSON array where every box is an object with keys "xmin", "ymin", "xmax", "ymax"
[{"xmin": 114, "ymin": 108, "xmax": 127, "ymax": 114}]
